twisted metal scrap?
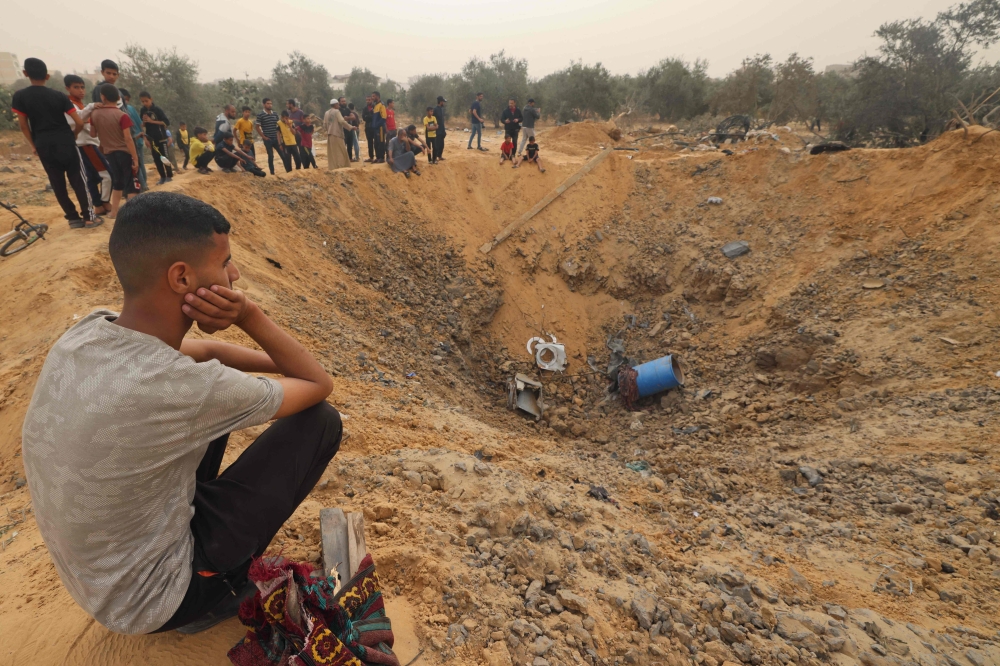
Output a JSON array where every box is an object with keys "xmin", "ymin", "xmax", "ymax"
[{"xmin": 619, "ymin": 366, "xmax": 639, "ymax": 410}]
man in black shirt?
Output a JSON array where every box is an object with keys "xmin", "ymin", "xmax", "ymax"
[
  {"xmin": 12, "ymin": 58, "xmax": 99, "ymax": 228},
  {"xmin": 139, "ymin": 91, "xmax": 174, "ymax": 185},
  {"xmin": 433, "ymin": 96, "xmax": 447, "ymax": 162},
  {"xmin": 468, "ymin": 92, "xmax": 486, "ymax": 151},
  {"xmin": 90, "ymin": 59, "xmax": 124, "ymax": 108},
  {"xmin": 500, "ymin": 99, "xmax": 523, "ymax": 154},
  {"xmin": 362, "ymin": 95, "xmax": 375, "ymax": 162}
]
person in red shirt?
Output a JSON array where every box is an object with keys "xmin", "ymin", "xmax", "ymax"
[
  {"xmin": 499, "ymin": 136, "xmax": 515, "ymax": 165},
  {"xmin": 90, "ymin": 84, "xmax": 138, "ymax": 219},
  {"xmin": 298, "ymin": 115, "xmax": 318, "ymax": 169},
  {"xmin": 385, "ymin": 99, "xmax": 397, "ymax": 138}
]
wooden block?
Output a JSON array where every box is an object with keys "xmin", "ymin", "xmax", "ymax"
[
  {"xmin": 479, "ymin": 147, "xmax": 614, "ymax": 254},
  {"xmin": 347, "ymin": 511, "xmax": 368, "ymax": 577},
  {"xmin": 320, "ymin": 507, "xmax": 349, "ymax": 583}
]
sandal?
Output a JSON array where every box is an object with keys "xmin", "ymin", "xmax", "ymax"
[
  {"xmin": 69, "ymin": 219, "xmax": 86, "ymax": 229},
  {"xmin": 83, "ymin": 217, "xmax": 104, "ymax": 229}
]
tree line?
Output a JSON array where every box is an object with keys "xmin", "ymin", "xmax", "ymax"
[{"xmin": 3, "ymin": 0, "xmax": 1000, "ymax": 146}]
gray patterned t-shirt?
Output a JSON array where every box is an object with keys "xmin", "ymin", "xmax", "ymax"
[{"xmin": 21, "ymin": 310, "xmax": 284, "ymax": 634}]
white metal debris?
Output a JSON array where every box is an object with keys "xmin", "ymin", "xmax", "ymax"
[{"xmin": 527, "ymin": 334, "xmax": 568, "ymax": 372}]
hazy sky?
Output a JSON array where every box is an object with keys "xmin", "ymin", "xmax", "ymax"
[{"xmin": 4, "ymin": 0, "xmax": 998, "ymax": 83}]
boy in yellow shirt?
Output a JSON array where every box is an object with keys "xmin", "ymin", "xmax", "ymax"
[
  {"xmin": 234, "ymin": 107, "xmax": 255, "ymax": 157},
  {"xmin": 278, "ymin": 110, "xmax": 299, "ymax": 172},
  {"xmin": 422, "ymin": 107, "xmax": 438, "ymax": 165},
  {"xmin": 177, "ymin": 122, "xmax": 190, "ymax": 169},
  {"xmin": 189, "ymin": 126, "xmax": 215, "ymax": 174}
]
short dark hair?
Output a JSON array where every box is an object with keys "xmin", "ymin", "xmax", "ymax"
[
  {"xmin": 119, "ymin": 88, "xmax": 131, "ymax": 99},
  {"xmin": 287, "ymin": 98, "xmax": 296, "ymax": 106},
  {"xmin": 194, "ymin": 126, "xmax": 208, "ymax": 135},
  {"xmin": 64, "ymin": 74, "xmax": 85, "ymax": 87},
  {"xmin": 179, "ymin": 121, "xmax": 187, "ymax": 126},
  {"xmin": 23, "ymin": 58, "xmax": 47, "ymax": 81},
  {"xmin": 242, "ymin": 106, "xmax": 251, "ymax": 112},
  {"xmin": 372, "ymin": 91, "xmax": 380, "ymax": 97},
  {"xmin": 386, "ymin": 98, "xmax": 393, "ymax": 104},
  {"xmin": 426, "ymin": 106, "xmax": 434, "ymax": 112},
  {"xmin": 476, "ymin": 91, "xmax": 483, "ymax": 96},
  {"xmin": 348, "ymin": 103, "xmax": 355, "ymax": 110},
  {"xmin": 405, "ymin": 124, "xmax": 416, "ymax": 132},
  {"xmin": 139, "ymin": 91, "xmax": 151, "ymax": 99},
  {"xmin": 100, "ymin": 59, "xmax": 119, "ymax": 72},
  {"xmin": 100, "ymin": 83, "xmax": 120, "ymax": 103},
  {"xmin": 509, "ymin": 98, "xmax": 516, "ymax": 103},
  {"xmin": 280, "ymin": 110, "xmax": 290, "ymax": 117},
  {"xmin": 109, "ymin": 192, "xmax": 231, "ymax": 295},
  {"xmin": 262, "ymin": 97, "xmax": 271, "ymax": 104},
  {"xmin": 221, "ymin": 131, "xmax": 234, "ymax": 139},
  {"xmin": 528, "ymin": 98, "xmax": 535, "ymax": 103}
]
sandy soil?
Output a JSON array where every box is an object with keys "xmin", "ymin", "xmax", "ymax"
[{"xmin": 0, "ymin": 122, "xmax": 999, "ymax": 666}]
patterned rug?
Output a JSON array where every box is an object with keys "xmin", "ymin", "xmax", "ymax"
[{"xmin": 228, "ymin": 553, "xmax": 401, "ymax": 666}]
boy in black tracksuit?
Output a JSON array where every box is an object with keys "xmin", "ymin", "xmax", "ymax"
[
  {"xmin": 139, "ymin": 92, "xmax": 174, "ymax": 185},
  {"xmin": 11, "ymin": 58, "xmax": 99, "ymax": 228}
]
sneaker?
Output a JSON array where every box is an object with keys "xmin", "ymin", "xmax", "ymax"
[
  {"xmin": 156, "ymin": 178, "xmax": 167, "ymax": 186},
  {"xmin": 467, "ymin": 146, "xmax": 473, "ymax": 150},
  {"xmin": 477, "ymin": 147, "xmax": 488, "ymax": 152},
  {"xmin": 175, "ymin": 580, "xmax": 256, "ymax": 635}
]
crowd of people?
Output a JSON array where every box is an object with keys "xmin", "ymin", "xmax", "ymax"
[{"xmin": 11, "ymin": 56, "xmax": 551, "ymax": 229}]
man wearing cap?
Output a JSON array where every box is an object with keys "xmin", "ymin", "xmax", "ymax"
[
  {"xmin": 518, "ymin": 98, "xmax": 541, "ymax": 157},
  {"xmin": 468, "ymin": 92, "xmax": 487, "ymax": 151},
  {"xmin": 322, "ymin": 99, "xmax": 352, "ymax": 170},
  {"xmin": 433, "ymin": 96, "xmax": 447, "ymax": 162}
]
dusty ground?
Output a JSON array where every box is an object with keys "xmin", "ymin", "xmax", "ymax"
[{"xmin": 0, "ymin": 122, "xmax": 999, "ymax": 666}]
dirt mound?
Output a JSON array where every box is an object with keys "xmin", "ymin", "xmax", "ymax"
[
  {"xmin": 1, "ymin": 128, "xmax": 1000, "ymax": 666},
  {"xmin": 541, "ymin": 121, "xmax": 618, "ymax": 155}
]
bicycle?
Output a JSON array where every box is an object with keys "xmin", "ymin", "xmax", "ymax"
[{"xmin": 0, "ymin": 201, "xmax": 48, "ymax": 257}]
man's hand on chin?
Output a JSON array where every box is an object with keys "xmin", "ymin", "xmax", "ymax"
[{"xmin": 182, "ymin": 285, "xmax": 254, "ymax": 334}]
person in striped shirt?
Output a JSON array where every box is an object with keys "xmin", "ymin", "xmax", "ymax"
[{"xmin": 254, "ymin": 98, "xmax": 284, "ymax": 175}]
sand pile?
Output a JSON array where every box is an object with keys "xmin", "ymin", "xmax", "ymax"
[
  {"xmin": 541, "ymin": 121, "xmax": 618, "ymax": 156},
  {"xmin": 0, "ymin": 128, "xmax": 999, "ymax": 665}
]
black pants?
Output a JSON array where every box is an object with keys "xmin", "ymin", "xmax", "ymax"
[
  {"xmin": 79, "ymin": 145, "xmax": 110, "ymax": 206},
  {"xmin": 433, "ymin": 132, "xmax": 446, "ymax": 162},
  {"xmin": 263, "ymin": 137, "xmax": 282, "ymax": 174},
  {"xmin": 149, "ymin": 140, "xmax": 174, "ymax": 180},
  {"xmin": 285, "ymin": 144, "xmax": 302, "ymax": 171},
  {"xmin": 38, "ymin": 139, "xmax": 95, "ymax": 222},
  {"xmin": 300, "ymin": 145, "xmax": 316, "ymax": 169},
  {"xmin": 374, "ymin": 127, "xmax": 386, "ymax": 161},
  {"xmin": 152, "ymin": 402, "xmax": 342, "ymax": 633},
  {"xmin": 180, "ymin": 143, "xmax": 190, "ymax": 169},
  {"xmin": 365, "ymin": 127, "xmax": 374, "ymax": 159},
  {"xmin": 217, "ymin": 152, "xmax": 266, "ymax": 176},
  {"xmin": 194, "ymin": 152, "xmax": 214, "ymax": 169},
  {"xmin": 278, "ymin": 144, "xmax": 296, "ymax": 172}
]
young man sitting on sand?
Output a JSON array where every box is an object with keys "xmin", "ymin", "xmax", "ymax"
[
  {"xmin": 513, "ymin": 136, "xmax": 546, "ymax": 173},
  {"xmin": 21, "ymin": 191, "xmax": 341, "ymax": 635},
  {"xmin": 499, "ymin": 135, "xmax": 515, "ymax": 165}
]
